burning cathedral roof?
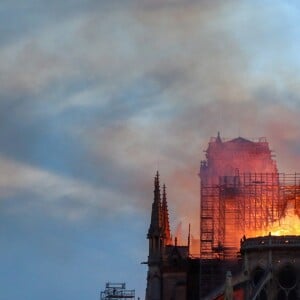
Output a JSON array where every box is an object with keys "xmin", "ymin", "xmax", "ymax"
[{"xmin": 203, "ymin": 133, "xmax": 277, "ymax": 176}]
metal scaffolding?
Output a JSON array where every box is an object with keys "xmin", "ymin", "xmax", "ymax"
[
  {"xmin": 100, "ymin": 283, "xmax": 135, "ymax": 300},
  {"xmin": 198, "ymin": 136, "xmax": 300, "ymax": 298},
  {"xmin": 200, "ymin": 172, "xmax": 300, "ymax": 259}
]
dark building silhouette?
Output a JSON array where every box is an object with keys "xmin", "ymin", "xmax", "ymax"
[{"xmin": 145, "ymin": 172, "xmax": 192, "ymax": 300}]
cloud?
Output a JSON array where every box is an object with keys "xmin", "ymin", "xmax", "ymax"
[
  {"xmin": 1, "ymin": 0, "xmax": 300, "ymax": 235},
  {"xmin": 0, "ymin": 155, "xmax": 140, "ymax": 221}
]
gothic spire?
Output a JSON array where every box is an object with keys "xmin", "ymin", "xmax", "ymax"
[
  {"xmin": 148, "ymin": 171, "xmax": 163, "ymax": 237},
  {"xmin": 162, "ymin": 184, "xmax": 172, "ymax": 245}
]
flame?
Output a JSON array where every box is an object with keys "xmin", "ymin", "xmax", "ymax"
[
  {"xmin": 249, "ymin": 202, "xmax": 300, "ymax": 237},
  {"xmin": 190, "ymin": 235, "xmax": 200, "ymax": 256}
]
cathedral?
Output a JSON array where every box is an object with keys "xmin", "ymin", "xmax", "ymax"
[{"xmin": 144, "ymin": 134, "xmax": 300, "ymax": 300}]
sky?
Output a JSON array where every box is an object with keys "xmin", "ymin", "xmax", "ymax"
[{"xmin": 2, "ymin": 0, "xmax": 300, "ymax": 299}]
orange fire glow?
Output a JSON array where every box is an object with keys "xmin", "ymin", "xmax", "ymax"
[{"xmin": 248, "ymin": 202, "xmax": 300, "ymax": 237}]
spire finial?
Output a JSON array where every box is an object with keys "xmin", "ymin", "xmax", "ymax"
[
  {"xmin": 216, "ymin": 131, "xmax": 222, "ymax": 143},
  {"xmin": 155, "ymin": 171, "xmax": 160, "ymax": 189}
]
